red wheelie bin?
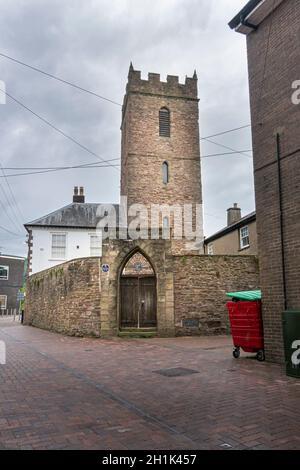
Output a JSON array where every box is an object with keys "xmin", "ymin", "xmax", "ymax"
[{"xmin": 226, "ymin": 291, "xmax": 265, "ymax": 362}]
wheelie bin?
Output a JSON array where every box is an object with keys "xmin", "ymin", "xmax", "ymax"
[{"xmin": 226, "ymin": 290, "xmax": 265, "ymax": 362}]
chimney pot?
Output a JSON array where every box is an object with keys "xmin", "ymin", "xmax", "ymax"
[{"xmin": 73, "ymin": 186, "xmax": 85, "ymax": 203}]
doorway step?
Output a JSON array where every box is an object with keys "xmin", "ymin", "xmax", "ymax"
[{"xmin": 118, "ymin": 328, "xmax": 157, "ymax": 339}]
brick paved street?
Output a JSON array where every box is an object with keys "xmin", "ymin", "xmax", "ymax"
[{"xmin": 0, "ymin": 323, "xmax": 300, "ymax": 450}]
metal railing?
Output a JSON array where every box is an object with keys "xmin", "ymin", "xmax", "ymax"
[{"xmin": 0, "ymin": 309, "xmax": 20, "ymax": 321}]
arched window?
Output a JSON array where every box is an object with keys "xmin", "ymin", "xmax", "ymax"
[
  {"xmin": 162, "ymin": 161, "xmax": 169, "ymax": 185},
  {"xmin": 159, "ymin": 107, "xmax": 170, "ymax": 137}
]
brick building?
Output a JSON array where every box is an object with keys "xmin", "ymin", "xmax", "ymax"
[
  {"xmin": 204, "ymin": 204, "xmax": 257, "ymax": 256},
  {"xmin": 230, "ymin": 0, "xmax": 300, "ymax": 362},
  {"xmin": 25, "ymin": 66, "xmax": 259, "ymax": 338},
  {"xmin": 0, "ymin": 254, "xmax": 25, "ymax": 311}
]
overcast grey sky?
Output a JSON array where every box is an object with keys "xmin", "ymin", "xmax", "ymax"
[{"xmin": 0, "ymin": 0, "xmax": 253, "ymax": 257}]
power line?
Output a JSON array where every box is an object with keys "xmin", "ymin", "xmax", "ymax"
[
  {"xmin": 0, "ymin": 224, "xmax": 23, "ymax": 237},
  {"xmin": 201, "ymin": 150, "xmax": 252, "ymax": 159},
  {"xmin": 0, "ymin": 182, "xmax": 23, "ymax": 234},
  {"xmin": 0, "ymin": 164, "xmax": 120, "ymax": 179},
  {"xmin": 0, "ymin": 88, "xmax": 120, "ymax": 171},
  {"xmin": 1, "ymin": 159, "xmax": 120, "ymax": 170},
  {"xmin": 201, "ymin": 137, "xmax": 252, "ymax": 159},
  {"xmin": 201, "ymin": 124, "xmax": 251, "ymax": 140},
  {"xmin": 0, "ymin": 164, "xmax": 25, "ymax": 230},
  {"xmin": 1, "ymin": 150, "xmax": 251, "ymax": 171},
  {"xmin": 0, "ymin": 150, "xmax": 253, "ymax": 179},
  {"xmin": 0, "ymin": 51, "xmax": 122, "ymax": 107},
  {"xmin": 0, "ymin": 52, "xmax": 256, "ymax": 143}
]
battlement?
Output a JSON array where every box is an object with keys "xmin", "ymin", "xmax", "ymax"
[{"xmin": 125, "ymin": 63, "xmax": 198, "ymax": 101}]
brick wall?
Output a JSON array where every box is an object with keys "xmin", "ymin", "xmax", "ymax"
[
  {"xmin": 247, "ymin": 0, "xmax": 300, "ymax": 362},
  {"xmin": 173, "ymin": 255, "xmax": 259, "ymax": 336},
  {"xmin": 25, "ymin": 258, "xmax": 101, "ymax": 337}
]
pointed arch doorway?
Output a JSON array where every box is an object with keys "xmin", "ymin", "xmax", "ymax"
[{"xmin": 120, "ymin": 252, "xmax": 157, "ymax": 329}]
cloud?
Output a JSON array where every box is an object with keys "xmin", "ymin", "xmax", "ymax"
[{"xmin": 0, "ymin": 0, "xmax": 252, "ymax": 256}]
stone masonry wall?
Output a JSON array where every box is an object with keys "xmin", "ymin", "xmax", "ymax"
[
  {"xmin": 24, "ymin": 243, "xmax": 259, "ymax": 339},
  {"xmin": 173, "ymin": 255, "xmax": 259, "ymax": 336},
  {"xmin": 120, "ymin": 66, "xmax": 203, "ymax": 255},
  {"xmin": 25, "ymin": 258, "xmax": 101, "ymax": 337}
]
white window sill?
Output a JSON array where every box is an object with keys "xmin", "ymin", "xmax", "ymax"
[
  {"xmin": 48, "ymin": 259, "xmax": 66, "ymax": 262},
  {"xmin": 239, "ymin": 245, "xmax": 250, "ymax": 251}
]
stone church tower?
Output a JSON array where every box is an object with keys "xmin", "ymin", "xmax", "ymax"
[{"xmin": 120, "ymin": 64, "xmax": 203, "ymax": 252}]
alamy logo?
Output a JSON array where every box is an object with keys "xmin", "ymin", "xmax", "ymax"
[
  {"xmin": 0, "ymin": 80, "xmax": 6, "ymax": 104},
  {"xmin": 0, "ymin": 340, "xmax": 6, "ymax": 364},
  {"xmin": 291, "ymin": 340, "xmax": 300, "ymax": 366},
  {"xmin": 291, "ymin": 80, "xmax": 300, "ymax": 105}
]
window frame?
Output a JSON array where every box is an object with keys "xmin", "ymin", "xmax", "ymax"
[
  {"xmin": 0, "ymin": 265, "xmax": 9, "ymax": 280},
  {"xmin": 89, "ymin": 233, "xmax": 102, "ymax": 257},
  {"xmin": 0, "ymin": 295, "xmax": 7, "ymax": 310},
  {"xmin": 162, "ymin": 161, "xmax": 169, "ymax": 185},
  {"xmin": 159, "ymin": 107, "xmax": 170, "ymax": 138},
  {"xmin": 50, "ymin": 232, "xmax": 67, "ymax": 260},
  {"xmin": 240, "ymin": 225, "xmax": 250, "ymax": 250}
]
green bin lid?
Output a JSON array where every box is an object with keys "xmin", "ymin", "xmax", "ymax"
[{"xmin": 226, "ymin": 290, "xmax": 262, "ymax": 301}]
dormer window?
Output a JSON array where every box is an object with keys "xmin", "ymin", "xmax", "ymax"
[{"xmin": 159, "ymin": 107, "xmax": 170, "ymax": 137}]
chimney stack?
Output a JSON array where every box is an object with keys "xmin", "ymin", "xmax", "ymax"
[
  {"xmin": 73, "ymin": 186, "xmax": 85, "ymax": 203},
  {"xmin": 227, "ymin": 203, "xmax": 241, "ymax": 226}
]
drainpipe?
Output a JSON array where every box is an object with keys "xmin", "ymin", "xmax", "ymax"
[{"xmin": 276, "ymin": 133, "xmax": 287, "ymax": 310}]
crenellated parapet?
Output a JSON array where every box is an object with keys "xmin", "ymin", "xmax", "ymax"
[{"xmin": 124, "ymin": 63, "xmax": 198, "ymax": 103}]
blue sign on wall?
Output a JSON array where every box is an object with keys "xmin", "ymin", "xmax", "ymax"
[{"xmin": 102, "ymin": 264, "xmax": 110, "ymax": 273}]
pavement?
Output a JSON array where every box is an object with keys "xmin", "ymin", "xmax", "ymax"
[{"xmin": 0, "ymin": 323, "xmax": 300, "ymax": 450}]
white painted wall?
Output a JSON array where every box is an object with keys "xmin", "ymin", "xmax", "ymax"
[{"xmin": 30, "ymin": 227, "xmax": 102, "ymax": 275}]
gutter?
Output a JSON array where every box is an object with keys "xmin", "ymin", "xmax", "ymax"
[
  {"xmin": 240, "ymin": 13, "xmax": 258, "ymax": 31},
  {"xmin": 228, "ymin": 0, "xmax": 262, "ymax": 29}
]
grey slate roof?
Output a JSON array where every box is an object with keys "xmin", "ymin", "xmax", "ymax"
[
  {"xmin": 204, "ymin": 211, "xmax": 256, "ymax": 244},
  {"xmin": 25, "ymin": 203, "xmax": 120, "ymax": 229}
]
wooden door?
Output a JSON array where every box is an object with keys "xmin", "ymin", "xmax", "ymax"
[
  {"xmin": 139, "ymin": 277, "xmax": 157, "ymax": 327},
  {"xmin": 120, "ymin": 277, "xmax": 139, "ymax": 328},
  {"xmin": 120, "ymin": 276, "xmax": 157, "ymax": 328}
]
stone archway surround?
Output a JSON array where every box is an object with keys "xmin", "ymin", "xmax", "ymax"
[{"xmin": 99, "ymin": 238, "xmax": 175, "ymax": 337}]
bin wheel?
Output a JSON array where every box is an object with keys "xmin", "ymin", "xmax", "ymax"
[
  {"xmin": 233, "ymin": 348, "xmax": 240, "ymax": 359},
  {"xmin": 256, "ymin": 350, "xmax": 265, "ymax": 362}
]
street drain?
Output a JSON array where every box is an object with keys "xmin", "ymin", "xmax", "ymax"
[{"xmin": 153, "ymin": 367, "xmax": 199, "ymax": 377}]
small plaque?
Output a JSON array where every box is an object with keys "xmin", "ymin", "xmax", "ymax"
[
  {"xmin": 102, "ymin": 264, "xmax": 110, "ymax": 273},
  {"xmin": 183, "ymin": 319, "xmax": 199, "ymax": 328}
]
